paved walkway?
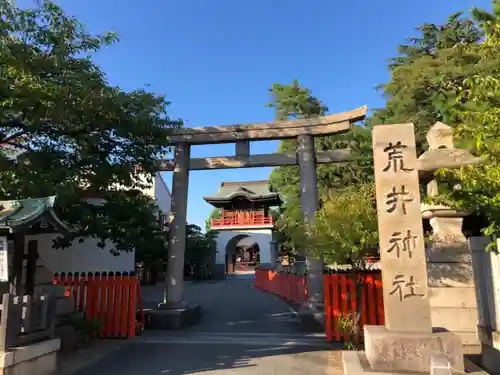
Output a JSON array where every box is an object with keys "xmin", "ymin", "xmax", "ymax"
[{"xmin": 64, "ymin": 272, "xmax": 343, "ymax": 375}]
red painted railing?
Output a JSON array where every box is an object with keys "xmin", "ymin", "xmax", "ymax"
[
  {"xmin": 211, "ymin": 216, "xmax": 274, "ymax": 228},
  {"xmin": 323, "ymin": 272, "xmax": 384, "ymax": 342},
  {"xmin": 253, "ymin": 269, "xmax": 308, "ymax": 304},
  {"xmin": 53, "ymin": 272, "xmax": 144, "ymax": 338},
  {"xmin": 254, "ymin": 269, "xmax": 385, "ymax": 342}
]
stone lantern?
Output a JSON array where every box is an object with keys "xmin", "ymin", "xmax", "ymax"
[{"xmin": 417, "ymin": 121, "xmax": 485, "ymax": 354}]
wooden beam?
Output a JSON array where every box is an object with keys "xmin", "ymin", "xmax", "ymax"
[
  {"xmin": 235, "ymin": 140, "xmax": 250, "ymax": 157},
  {"xmin": 12, "ymin": 233, "xmax": 24, "ymax": 296},
  {"xmin": 168, "ymin": 106, "xmax": 367, "ymax": 144},
  {"xmin": 158, "ymin": 149, "xmax": 352, "ymax": 171}
]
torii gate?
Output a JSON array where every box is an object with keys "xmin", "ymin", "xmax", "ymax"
[{"xmin": 159, "ymin": 106, "xmax": 367, "ymax": 311}]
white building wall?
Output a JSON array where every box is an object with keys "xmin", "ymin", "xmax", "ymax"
[
  {"xmin": 154, "ymin": 173, "xmax": 171, "ymax": 215},
  {"xmin": 111, "ymin": 171, "xmax": 155, "ymax": 198},
  {"xmin": 33, "ymin": 172, "xmax": 171, "ymax": 275},
  {"xmin": 2, "ymin": 148, "xmax": 172, "ymax": 279},
  {"xmin": 215, "ymin": 229, "xmax": 274, "ymax": 266},
  {"xmin": 28, "ymin": 234, "xmax": 134, "ymax": 273}
]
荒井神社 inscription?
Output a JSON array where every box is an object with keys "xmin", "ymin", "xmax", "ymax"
[
  {"xmin": 382, "ymin": 141, "xmax": 415, "ymax": 173},
  {"xmin": 373, "ymin": 123, "xmax": 432, "ymax": 333},
  {"xmin": 389, "ymin": 274, "xmax": 425, "ymax": 302},
  {"xmin": 385, "ymin": 185, "xmax": 414, "ymax": 215},
  {"xmin": 387, "ymin": 229, "xmax": 417, "ymax": 259}
]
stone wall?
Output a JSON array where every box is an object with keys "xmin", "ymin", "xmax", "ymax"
[
  {"xmin": 469, "ymin": 237, "xmax": 500, "ymax": 375},
  {"xmin": 0, "ymin": 338, "xmax": 60, "ymax": 375},
  {"xmin": 427, "ymin": 238, "xmax": 481, "ymax": 354}
]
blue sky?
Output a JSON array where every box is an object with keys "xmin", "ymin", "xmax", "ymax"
[{"xmin": 23, "ymin": 0, "xmax": 491, "ymax": 229}]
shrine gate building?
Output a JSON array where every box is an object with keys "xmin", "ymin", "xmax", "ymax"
[{"xmin": 203, "ymin": 180, "xmax": 281, "ymax": 278}]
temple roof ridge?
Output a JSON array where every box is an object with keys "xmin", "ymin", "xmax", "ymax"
[
  {"xmin": 0, "ymin": 195, "xmax": 73, "ymax": 234},
  {"xmin": 203, "ymin": 179, "xmax": 281, "ymax": 207},
  {"xmin": 221, "ymin": 180, "xmax": 269, "ymax": 186}
]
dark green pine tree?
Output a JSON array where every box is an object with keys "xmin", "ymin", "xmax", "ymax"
[
  {"xmin": 369, "ymin": 5, "xmax": 500, "ymax": 153},
  {"xmin": 266, "ymin": 81, "xmax": 373, "ymax": 255}
]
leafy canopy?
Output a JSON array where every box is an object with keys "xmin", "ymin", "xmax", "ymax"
[
  {"xmin": 309, "ymin": 184, "xmax": 378, "ymax": 267},
  {"xmin": 185, "ymin": 224, "xmax": 217, "ymax": 268},
  {"xmin": 268, "ymin": 1, "xmax": 500, "ymax": 260},
  {"xmin": 204, "ymin": 208, "xmax": 222, "ymax": 232},
  {"xmin": 0, "ymin": 1, "xmax": 179, "ymax": 251},
  {"xmin": 370, "ymin": 3, "xmax": 500, "ymax": 152},
  {"xmin": 435, "ymin": 24, "xmax": 500, "ymax": 240},
  {"xmin": 267, "ymin": 80, "xmax": 373, "ymax": 256},
  {"xmin": 370, "ymin": 1, "xmax": 500, "ymax": 241}
]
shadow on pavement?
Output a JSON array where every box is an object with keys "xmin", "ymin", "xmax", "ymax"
[
  {"xmin": 71, "ymin": 341, "xmax": 339, "ymax": 375},
  {"xmin": 68, "ymin": 277, "xmax": 342, "ymax": 374}
]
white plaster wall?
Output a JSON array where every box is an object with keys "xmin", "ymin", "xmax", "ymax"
[
  {"xmin": 215, "ymin": 229, "xmax": 274, "ymax": 265},
  {"xmin": 28, "ymin": 173, "xmax": 169, "ymax": 275},
  {"xmin": 28, "ymin": 233, "xmax": 134, "ymax": 273},
  {"xmin": 155, "ymin": 173, "xmax": 171, "ymax": 215},
  {"xmin": 108, "ymin": 172, "xmax": 155, "ymax": 198}
]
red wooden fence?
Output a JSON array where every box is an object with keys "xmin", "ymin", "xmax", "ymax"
[
  {"xmin": 53, "ymin": 272, "xmax": 145, "ymax": 338},
  {"xmin": 323, "ymin": 272, "xmax": 384, "ymax": 342},
  {"xmin": 254, "ymin": 269, "xmax": 308, "ymax": 304},
  {"xmin": 254, "ymin": 268, "xmax": 385, "ymax": 342}
]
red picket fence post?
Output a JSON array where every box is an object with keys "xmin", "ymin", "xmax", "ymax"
[
  {"xmin": 254, "ymin": 268, "xmax": 384, "ymax": 343},
  {"xmin": 53, "ymin": 271, "xmax": 144, "ymax": 338},
  {"xmin": 323, "ymin": 271, "xmax": 384, "ymax": 342},
  {"xmin": 253, "ymin": 269, "xmax": 308, "ymax": 304}
]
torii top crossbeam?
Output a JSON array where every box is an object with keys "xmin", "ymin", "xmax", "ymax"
[
  {"xmin": 168, "ymin": 106, "xmax": 367, "ymax": 145},
  {"xmin": 163, "ymin": 105, "xmax": 367, "ymax": 307}
]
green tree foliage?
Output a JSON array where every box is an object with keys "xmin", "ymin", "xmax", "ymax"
[
  {"xmin": 308, "ymin": 185, "xmax": 378, "ymax": 266},
  {"xmin": 435, "ymin": 24, "xmax": 500, "ymax": 241},
  {"xmin": 135, "ymin": 207, "xmax": 168, "ymax": 266},
  {"xmin": 370, "ymin": 3, "xmax": 499, "ymax": 152},
  {"xmin": 269, "ymin": 1, "xmax": 500, "ymax": 262},
  {"xmin": 370, "ymin": 0, "xmax": 500, "ymax": 241},
  {"xmin": 308, "ymin": 183, "xmax": 378, "ymax": 347},
  {"xmin": 204, "ymin": 207, "xmax": 222, "ymax": 232},
  {"xmin": 267, "ymin": 80, "xmax": 373, "ymax": 255},
  {"xmin": 284, "ymin": 184, "xmax": 378, "ymax": 268},
  {"xmin": 0, "ymin": 1, "xmax": 179, "ymax": 252},
  {"xmin": 185, "ymin": 224, "xmax": 218, "ymax": 278},
  {"xmin": 268, "ymin": 81, "xmax": 373, "ymax": 201}
]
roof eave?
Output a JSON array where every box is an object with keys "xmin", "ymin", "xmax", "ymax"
[
  {"xmin": 204, "ymin": 196, "xmax": 282, "ymax": 207},
  {"xmin": 204, "ymin": 192, "xmax": 279, "ymax": 200},
  {"xmin": 0, "ymin": 196, "xmax": 75, "ymax": 235}
]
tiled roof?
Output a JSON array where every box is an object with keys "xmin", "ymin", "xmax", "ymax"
[
  {"xmin": 203, "ymin": 180, "xmax": 279, "ymax": 201},
  {"xmin": 0, "ymin": 196, "xmax": 72, "ymax": 233}
]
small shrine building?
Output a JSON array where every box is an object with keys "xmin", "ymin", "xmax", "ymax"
[
  {"xmin": 203, "ymin": 180, "xmax": 281, "ymax": 278},
  {"xmin": 0, "ymin": 196, "xmax": 74, "ymax": 296}
]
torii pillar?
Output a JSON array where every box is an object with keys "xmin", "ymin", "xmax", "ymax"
[
  {"xmin": 151, "ymin": 142, "xmax": 202, "ymax": 329},
  {"xmin": 297, "ymin": 135, "xmax": 324, "ymax": 311}
]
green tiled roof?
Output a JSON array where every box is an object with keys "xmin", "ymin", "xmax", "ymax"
[
  {"xmin": 0, "ymin": 196, "xmax": 71, "ymax": 232},
  {"xmin": 203, "ymin": 180, "xmax": 280, "ymax": 202}
]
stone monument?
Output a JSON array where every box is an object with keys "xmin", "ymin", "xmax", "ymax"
[{"xmin": 343, "ymin": 123, "xmax": 464, "ymax": 374}]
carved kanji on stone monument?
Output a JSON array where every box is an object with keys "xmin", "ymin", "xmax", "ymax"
[
  {"xmin": 373, "ymin": 123, "xmax": 431, "ymax": 333},
  {"xmin": 382, "ymin": 141, "xmax": 415, "ymax": 173},
  {"xmin": 342, "ymin": 122, "xmax": 468, "ymax": 375}
]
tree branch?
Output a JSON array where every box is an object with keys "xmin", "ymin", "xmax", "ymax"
[
  {"xmin": 1, "ymin": 140, "xmax": 33, "ymax": 151},
  {"xmin": 0, "ymin": 129, "xmax": 28, "ymax": 144}
]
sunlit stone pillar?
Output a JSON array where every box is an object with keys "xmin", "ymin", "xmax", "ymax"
[{"xmin": 166, "ymin": 142, "xmax": 190, "ymax": 307}]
